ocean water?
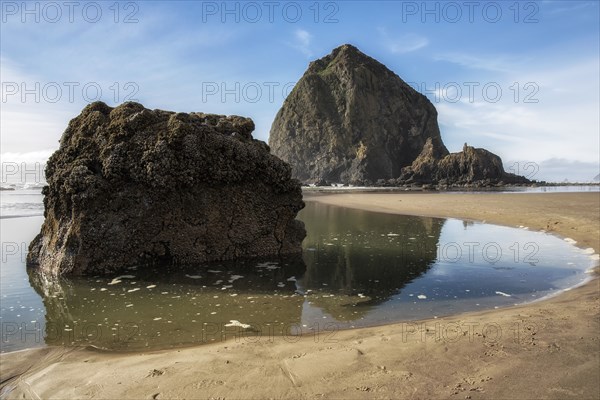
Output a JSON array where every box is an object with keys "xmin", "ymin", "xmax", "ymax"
[
  {"xmin": 0, "ymin": 191, "xmax": 596, "ymax": 353},
  {"xmin": 0, "ymin": 189, "xmax": 45, "ymax": 219}
]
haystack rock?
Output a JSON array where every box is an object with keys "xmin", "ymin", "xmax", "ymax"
[
  {"xmin": 28, "ymin": 102, "xmax": 306, "ymax": 276},
  {"xmin": 269, "ymin": 44, "xmax": 528, "ymax": 186}
]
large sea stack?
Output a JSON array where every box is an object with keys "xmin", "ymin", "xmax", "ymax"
[
  {"xmin": 269, "ymin": 44, "xmax": 528, "ymax": 186},
  {"xmin": 28, "ymin": 102, "xmax": 306, "ymax": 276}
]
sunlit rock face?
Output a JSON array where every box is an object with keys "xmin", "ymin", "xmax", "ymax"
[
  {"xmin": 269, "ymin": 44, "xmax": 529, "ymax": 186},
  {"xmin": 270, "ymin": 44, "xmax": 446, "ymax": 185},
  {"xmin": 27, "ymin": 102, "xmax": 306, "ymax": 276}
]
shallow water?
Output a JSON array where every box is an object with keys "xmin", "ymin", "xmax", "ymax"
[
  {"xmin": 303, "ymin": 185, "xmax": 600, "ymax": 194},
  {"xmin": 0, "ymin": 198, "xmax": 595, "ymax": 353}
]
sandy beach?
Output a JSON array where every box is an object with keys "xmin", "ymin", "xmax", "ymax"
[{"xmin": 1, "ymin": 191, "xmax": 599, "ymax": 399}]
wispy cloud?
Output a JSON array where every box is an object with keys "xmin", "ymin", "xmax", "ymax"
[
  {"xmin": 433, "ymin": 53, "xmax": 522, "ymax": 73},
  {"xmin": 378, "ymin": 28, "xmax": 429, "ymax": 54},
  {"xmin": 542, "ymin": 0, "xmax": 598, "ymax": 15},
  {"xmin": 292, "ymin": 29, "xmax": 313, "ymax": 57},
  {"xmin": 1, "ymin": 150, "xmax": 54, "ymax": 164},
  {"xmin": 434, "ymin": 56, "xmax": 599, "ymax": 167}
]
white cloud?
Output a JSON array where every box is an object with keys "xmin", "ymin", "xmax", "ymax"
[
  {"xmin": 432, "ymin": 55, "xmax": 599, "ymax": 178},
  {"xmin": 292, "ymin": 29, "xmax": 313, "ymax": 56},
  {"xmin": 0, "ymin": 60, "xmax": 73, "ymax": 157},
  {"xmin": 1, "ymin": 150, "xmax": 54, "ymax": 164},
  {"xmin": 379, "ymin": 28, "xmax": 429, "ymax": 54}
]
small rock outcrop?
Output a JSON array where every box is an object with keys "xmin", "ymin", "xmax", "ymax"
[
  {"xmin": 269, "ymin": 44, "xmax": 528, "ymax": 186},
  {"xmin": 400, "ymin": 140, "xmax": 529, "ymax": 185},
  {"xmin": 27, "ymin": 102, "xmax": 306, "ymax": 276}
]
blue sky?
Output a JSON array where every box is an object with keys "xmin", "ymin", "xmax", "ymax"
[{"xmin": 1, "ymin": 0, "xmax": 599, "ymax": 182}]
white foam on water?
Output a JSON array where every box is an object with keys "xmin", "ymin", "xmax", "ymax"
[
  {"xmin": 185, "ymin": 274, "xmax": 202, "ymax": 279},
  {"xmin": 108, "ymin": 275, "xmax": 135, "ymax": 285},
  {"xmin": 127, "ymin": 288, "xmax": 140, "ymax": 293},
  {"xmin": 225, "ymin": 320, "xmax": 251, "ymax": 329},
  {"xmin": 256, "ymin": 262, "xmax": 279, "ymax": 270},
  {"xmin": 146, "ymin": 285, "xmax": 156, "ymax": 289},
  {"xmin": 417, "ymin": 294, "xmax": 427, "ymax": 299},
  {"xmin": 564, "ymin": 238, "xmax": 577, "ymax": 244},
  {"xmin": 495, "ymin": 291, "xmax": 511, "ymax": 297}
]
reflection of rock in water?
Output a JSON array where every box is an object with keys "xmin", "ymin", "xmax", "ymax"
[
  {"xmin": 28, "ymin": 255, "xmax": 306, "ymax": 351},
  {"xmin": 298, "ymin": 202, "xmax": 444, "ymax": 319},
  {"xmin": 28, "ymin": 202, "xmax": 448, "ymax": 348},
  {"xmin": 462, "ymin": 220, "xmax": 475, "ymax": 229}
]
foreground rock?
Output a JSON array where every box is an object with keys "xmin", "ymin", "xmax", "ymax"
[
  {"xmin": 269, "ymin": 44, "xmax": 528, "ymax": 186},
  {"xmin": 28, "ymin": 102, "xmax": 306, "ymax": 276}
]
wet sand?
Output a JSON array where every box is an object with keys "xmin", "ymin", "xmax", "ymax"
[{"xmin": 1, "ymin": 192, "xmax": 599, "ymax": 399}]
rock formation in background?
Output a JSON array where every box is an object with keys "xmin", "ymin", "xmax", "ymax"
[
  {"xmin": 28, "ymin": 102, "xmax": 306, "ymax": 276},
  {"xmin": 269, "ymin": 44, "xmax": 529, "ymax": 186},
  {"xmin": 400, "ymin": 140, "xmax": 529, "ymax": 186}
]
